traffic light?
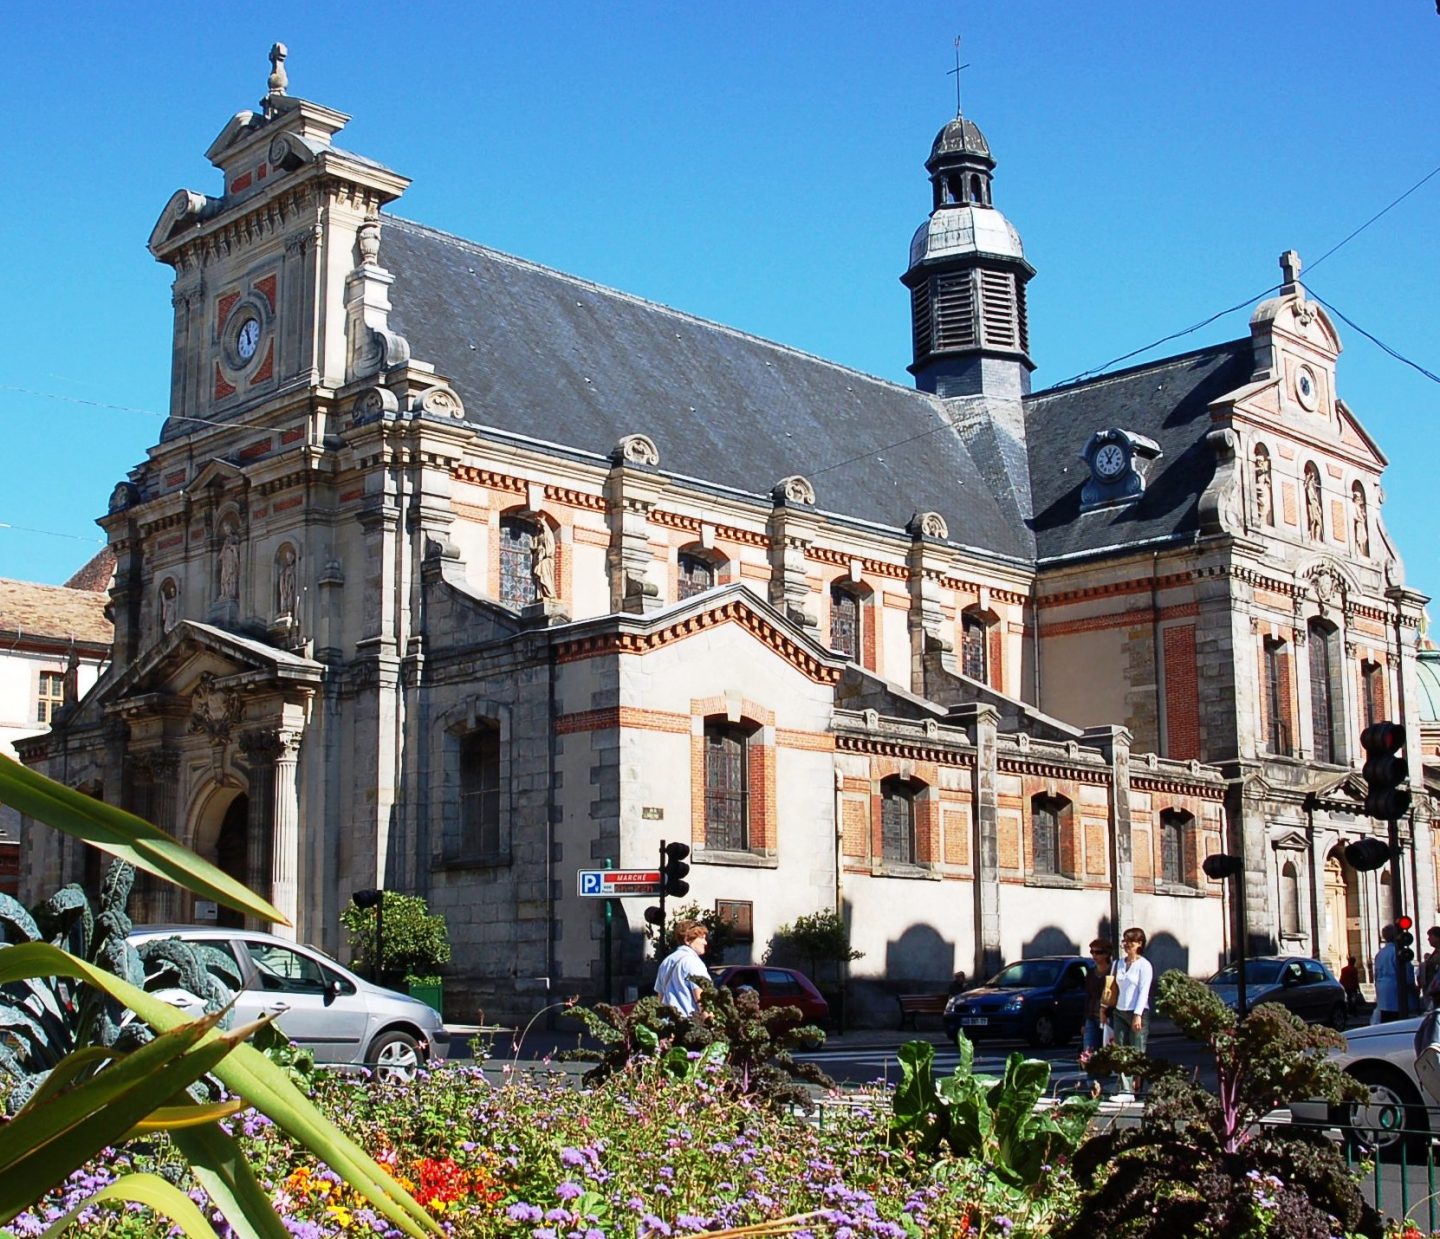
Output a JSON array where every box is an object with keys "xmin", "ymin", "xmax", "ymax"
[
  {"xmin": 662, "ymin": 841, "xmax": 691, "ymax": 898},
  {"xmin": 643, "ymin": 905, "xmax": 666, "ymax": 927},
  {"xmin": 1343, "ymin": 836, "xmax": 1394, "ymax": 872},
  {"xmin": 1361, "ymin": 722, "xmax": 1411, "ymax": 822},
  {"xmin": 1397, "ymin": 914, "xmax": 1416, "ymax": 965},
  {"xmin": 1201, "ymin": 853, "xmax": 1243, "ymax": 880}
]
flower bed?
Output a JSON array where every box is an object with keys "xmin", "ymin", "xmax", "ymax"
[{"xmin": 11, "ymin": 1060, "xmax": 1080, "ymax": 1238}]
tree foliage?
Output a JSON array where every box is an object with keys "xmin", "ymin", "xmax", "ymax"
[
  {"xmin": 1061, "ymin": 970, "xmax": 1380, "ymax": 1238},
  {"xmin": 340, "ymin": 890, "xmax": 451, "ymax": 981},
  {"xmin": 763, "ymin": 909, "xmax": 862, "ymax": 976}
]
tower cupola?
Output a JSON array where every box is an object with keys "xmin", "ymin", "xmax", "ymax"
[{"xmin": 902, "ymin": 113, "xmax": 1035, "ymax": 399}]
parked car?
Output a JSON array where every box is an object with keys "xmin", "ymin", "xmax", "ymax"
[
  {"xmin": 1206, "ymin": 956, "xmax": 1349, "ymax": 1030},
  {"xmin": 128, "ymin": 926, "xmax": 451, "ymax": 1080},
  {"xmin": 712, "ymin": 965, "xmax": 830, "ymax": 1026},
  {"xmin": 1289, "ymin": 1013, "xmax": 1434, "ymax": 1157},
  {"xmin": 943, "ymin": 955, "xmax": 1094, "ymax": 1048}
]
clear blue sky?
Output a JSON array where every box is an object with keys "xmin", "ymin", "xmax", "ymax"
[{"xmin": 3, "ymin": 3, "xmax": 1436, "ymax": 601}]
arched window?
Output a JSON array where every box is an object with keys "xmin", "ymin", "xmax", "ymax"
[
  {"xmin": 458, "ymin": 725, "xmax": 502, "ymax": 857},
  {"xmin": 1159, "ymin": 809, "xmax": 1192, "ymax": 886},
  {"xmin": 1264, "ymin": 637, "xmax": 1292, "ymax": 756},
  {"xmin": 830, "ymin": 584, "xmax": 861, "ymax": 661},
  {"xmin": 961, "ymin": 610, "xmax": 990, "ymax": 683},
  {"xmin": 704, "ymin": 721, "xmax": 751, "ymax": 850},
  {"xmin": 1280, "ymin": 860, "xmax": 1301, "ymax": 937},
  {"xmin": 1361, "ymin": 659, "xmax": 1384, "ymax": 731},
  {"xmin": 881, "ymin": 777, "xmax": 921, "ymax": 865},
  {"xmin": 945, "ymin": 173, "xmax": 963, "ymax": 204},
  {"xmin": 1309, "ymin": 620, "xmax": 1338, "ymax": 765},
  {"xmin": 678, "ymin": 551, "xmax": 717, "ymax": 601},
  {"xmin": 499, "ymin": 515, "xmax": 540, "ymax": 610},
  {"xmin": 1031, "ymin": 795, "xmax": 1069, "ymax": 877}
]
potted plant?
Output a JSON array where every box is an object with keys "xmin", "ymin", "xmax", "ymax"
[{"xmin": 340, "ymin": 890, "xmax": 451, "ymax": 1013}]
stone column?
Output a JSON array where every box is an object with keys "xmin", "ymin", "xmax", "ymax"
[
  {"xmin": 960, "ymin": 703, "xmax": 1002, "ymax": 979},
  {"xmin": 1085, "ymin": 725, "xmax": 1134, "ymax": 937},
  {"xmin": 767, "ymin": 477, "xmax": 820, "ymax": 631},
  {"xmin": 269, "ymin": 732, "xmax": 302, "ymax": 941},
  {"xmin": 604, "ymin": 436, "xmax": 665, "ymax": 614},
  {"xmin": 239, "ymin": 730, "xmax": 278, "ymax": 928},
  {"xmin": 906, "ymin": 512, "xmax": 954, "ymax": 697}
]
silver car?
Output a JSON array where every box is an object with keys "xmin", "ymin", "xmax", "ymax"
[{"xmin": 128, "ymin": 926, "xmax": 450, "ymax": 1080}]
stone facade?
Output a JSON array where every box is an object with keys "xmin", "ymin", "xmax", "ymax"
[{"xmin": 16, "ymin": 55, "xmax": 1430, "ymax": 1023}]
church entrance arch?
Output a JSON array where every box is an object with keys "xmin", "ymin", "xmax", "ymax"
[
  {"xmin": 1323, "ymin": 848, "xmax": 1362, "ymax": 979},
  {"xmin": 191, "ymin": 788, "xmax": 250, "ymax": 929}
]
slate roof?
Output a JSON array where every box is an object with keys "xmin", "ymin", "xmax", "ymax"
[
  {"xmin": 1023, "ymin": 341, "xmax": 1255, "ymax": 562},
  {"xmin": 380, "ymin": 217, "xmax": 1034, "ymax": 562},
  {"xmin": 0, "ymin": 579, "xmax": 113, "ymax": 645}
]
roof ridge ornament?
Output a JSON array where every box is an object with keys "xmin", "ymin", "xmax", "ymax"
[{"xmin": 263, "ymin": 42, "xmax": 288, "ymax": 117}]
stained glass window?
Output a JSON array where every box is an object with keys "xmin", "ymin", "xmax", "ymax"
[
  {"xmin": 499, "ymin": 517, "xmax": 539, "ymax": 610},
  {"xmin": 1032, "ymin": 796, "xmax": 1063, "ymax": 876},
  {"xmin": 881, "ymin": 778, "xmax": 918, "ymax": 865},
  {"xmin": 962, "ymin": 613, "xmax": 988, "ymax": 682},
  {"xmin": 1309, "ymin": 622, "xmax": 1336, "ymax": 765},
  {"xmin": 1159, "ymin": 809, "xmax": 1189, "ymax": 886},
  {"xmin": 678, "ymin": 553, "xmax": 715, "ymax": 601},
  {"xmin": 830, "ymin": 586, "xmax": 859, "ymax": 660},
  {"xmin": 459, "ymin": 727, "xmax": 501, "ymax": 857},
  {"xmin": 704, "ymin": 722, "xmax": 749, "ymax": 850},
  {"xmin": 1265, "ymin": 639, "xmax": 1290, "ymax": 755}
]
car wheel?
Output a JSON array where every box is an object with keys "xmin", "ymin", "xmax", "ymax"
[
  {"xmin": 367, "ymin": 1030, "xmax": 423, "ymax": 1082},
  {"xmin": 1344, "ymin": 1063, "xmax": 1429, "ymax": 1161},
  {"xmin": 1327, "ymin": 1002, "xmax": 1348, "ymax": 1032},
  {"xmin": 1027, "ymin": 1012, "xmax": 1059, "ymax": 1049}
]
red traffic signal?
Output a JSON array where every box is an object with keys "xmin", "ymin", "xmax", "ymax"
[{"xmin": 1398, "ymin": 915, "xmax": 1414, "ymax": 932}]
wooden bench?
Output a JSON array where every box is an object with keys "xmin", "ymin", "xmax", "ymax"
[{"xmin": 896, "ymin": 993, "xmax": 949, "ymax": 1029}]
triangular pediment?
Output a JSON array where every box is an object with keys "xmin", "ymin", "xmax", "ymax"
[
  {"xmin": 187, "ymin": 458, "xmax": 250, "ymax": 497},
  {"xmin": 1335, "ymin": 398, "xmax": 1388, "ymax": 468}
]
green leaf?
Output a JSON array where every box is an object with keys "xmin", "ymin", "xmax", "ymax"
[
  {"xmin": 634, "ymin": 1022, "xmax": 659, "ymax": 1052},
  {"xmin": 37, "ymin": 1172, "xmax": 219, "ymax": 1239},
  {"xmin": 0, "ymin": 943, "xmax": 437, "ymax": 1238},
  {"xmin": 128, "ymin": 1097, "xmax": 247, "ymax": 1136},
  {"xmin": 891, "ymin": 1039, "xmax": 937, "ymax": 1131},
  {"xmin": 174, "ymin": 1121, "xmax": 292, "ymax": 1239},
  {"xmin": 0, "ymin": 755, "xmax": 286, "ymax": 926}
]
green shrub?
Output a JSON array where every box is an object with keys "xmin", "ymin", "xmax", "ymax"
[{"xmin": 340, "ymin": 890, "xmax": 451, "ymax": 981}]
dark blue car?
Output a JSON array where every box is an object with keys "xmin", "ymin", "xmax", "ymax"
[{"xmin": 943, "ymin": 955, "xmax": 1094, "ymax": 1048}]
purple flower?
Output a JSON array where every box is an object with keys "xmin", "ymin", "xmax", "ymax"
[
  {"xmin": 561, "ymin": 1147, "xmax": 587, "ymax": 1166},
  {"xmin": 508, "ymin": 1204, "xmax": 543, "ymax": 1223},
  {"xmin": 556, "ymin": 1182, "xmax": 583, "ymax": 1201}
]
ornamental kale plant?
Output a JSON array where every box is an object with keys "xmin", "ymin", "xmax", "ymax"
[
  {"xmin": 563, "ymin": 979, "xmax": 835, "ymax": 1109},
  {"xmin": 1062, "ymin": 969, "xmax": 1379, "ymax": 1238}
]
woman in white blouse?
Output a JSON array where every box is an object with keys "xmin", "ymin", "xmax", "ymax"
[{"xmin": 1109, "ymin": 926, "xmax": 1153, "ymax": 1096}]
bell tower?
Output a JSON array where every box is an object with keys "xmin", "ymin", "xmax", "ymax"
[{"xmin": 901, "ymin": 113, "xmax": 1034, "ymax": 399}]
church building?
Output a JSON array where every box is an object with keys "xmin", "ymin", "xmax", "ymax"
[{"xmin": 17, "ymin": 49, "xmax": 1430, "ymax": 1023}]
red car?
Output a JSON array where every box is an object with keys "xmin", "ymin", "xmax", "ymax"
[{"xmin": 713, "ymin": 965, "xmax": 829, "ymax": 1025}]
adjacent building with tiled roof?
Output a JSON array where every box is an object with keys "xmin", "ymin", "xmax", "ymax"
[{"xmin": 17, "ymin": 50, "xmax": 1429, "ymax": 1024}]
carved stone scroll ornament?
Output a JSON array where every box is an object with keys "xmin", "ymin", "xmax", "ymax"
[
  {"xmin": 610, "ymin": 434, "xmax": 660, "ymax": 468},
  {"xmin": 418, "ymin": 385, "xmax": 465, "ymax": 419},
  {"xmin": 1198, "ymin": 429, "xmax": 1243, "ymax": 535},
  {"xmin": 352, "ymin": 386, "xmax": 400, "ymax": 422},
  {"xmin": 188, "ymin": 672, "xmax": 245, "ymax": 744},
  {"xmin": 109, "ymin": 481, "xmax": 140, "ymax": 514},
  {"xmin": 907, "ymin": 511, "xmax": 949, "ymax": 541},
  {"xmin": 771, "ymin": 475, "xmax": 816, "ymax": 508}
]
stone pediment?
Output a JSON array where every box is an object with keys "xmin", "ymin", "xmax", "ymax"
[
  {"xmin": 98, "ymin": 620, "xmax": 323, "ymax": 714},
  {"xmin": 186, "ymin": 458, "xmax": 250, "ymax": 497}
]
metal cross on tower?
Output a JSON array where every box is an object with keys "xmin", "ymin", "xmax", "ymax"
[{"xmin": 948, "ymin": 36, "xmax": 971, "ymax": 117}]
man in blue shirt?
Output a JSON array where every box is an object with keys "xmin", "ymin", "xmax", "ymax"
[
  {"xmin": 655, "ymin": 920, "xmax": 711, "ymax": 1017},
  {"xmin": 1375, "ymin": 922, "xmax": 1419, "ymax": 1022}
]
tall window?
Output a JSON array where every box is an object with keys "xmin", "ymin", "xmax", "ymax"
[
  {"xmin": 1031, "ymin": 795, "xmax": 1067, "ymax": 877},
  {"xmin": 1264, "ymin": 638, "xmax": 1291, "ymax": 756},
  {"xmin": 678, "ymin": 552, "xmax": 716, "ymax": 601},
  {"xmin": 961, "ymin": 612, "xmax": 989, "ymax": 682},
  {"xmin": 499, "ymin": 516, "xmax": 539, "ymax": 610},
  {"xmin": 704, "ymin": 722, "xmax": 749, "ymax": 850},
  {"xmin": 458, "ymin": 727, "xmax": 501, "ymax": 857},
  {"xmin": 1159, "ymin": 809, "xmax": 1191, "ymax": 886},
  {"xmin": 1280, "ymin": 861, "xmax": 1301, "ymax": 937},
  {"xmin": 1309, "ymin": 621, "xmax": 1337, "ymax": 765},
  {"xmin": 830, "ymin": 585, "xmax": 860, "ymax": 661},
  {"xmin": 1362, "ymin": 660, "xmax": 1384, "ymax": 731},
  {"xmin": 881, "ymin": 777, "xmax": 920, "ymax": 865},
  {"xmin": 37, "ymin": 671, "xmax": 65, "ymax": 724}
]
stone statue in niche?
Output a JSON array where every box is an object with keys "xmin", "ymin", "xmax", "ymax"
[
  {"xmin": 1304, "ymin": 467, "xmax": 1323, "ymax": 541},
  {"xmin": 1352, "ymin": 486, "xmax": 1370, "ymax": 557},
  {"xmin": 159, "ymin": 578, "xmax": 179, "ymax": 632},
  {"xmin": 276, "ymin": 545, "xmax": 298, "ymax": 617},
  {"xmin": 1254, "ymin": 449, "xmax": 1273, "ymax": 526},
  {"xmin": 218, "ymin": 529, "xmax": 241, "ymax": 601},
  {"xmin": 532, "ymin": 520, "xmax": 557, "ymax": 601}
]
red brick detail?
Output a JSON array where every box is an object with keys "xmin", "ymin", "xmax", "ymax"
[
  {"xmin": 1043, "ymin": 601, "xmax": 1201, "ymax": 638},
  {"xmin": 164, "ymin": 470, "xmax": 187, "ymax": 488},
  {"xmin": 273, "ymin": 496, "xmax": 303, "ymax": 512},
  {"xmin": 1162, "ymin": 624, "xmax": 1201, "ymax": 760},
  {"xmin": 238, "ymin": 437, "xmax": 272, "ymax": 462},
  {"xmin": 257, "ymin": 163, "xmax": 268, "ymax": 181},
  {"xmin": 556, "ymin": 707, "xmax": 690, "ymax": 735},
  {"xmin": 254, "ymin": 274, "xmax": 278, "ymax": 311},
  {"xmin": 249, "ymin": 340, "xmax": 275, "ymax": 385},
  {"xmin": 213, "ymin": 364, "xmax": 237, "ymax": 401},
  {"xmin": 339, "ymin": 487, "xmax": 364, "ymax": 503},
  {"xmin": 1281, "ymin": 481, "xmax": 1298, "ymax": 527},
  {"xmin": 157, "ymin": 534, "xmax": 183, "ymax": 550},
  {"xmin": 943, "ymin": 809, "xmax": 970, "ymax": 867},
  {"xmin": 217, "ymin": 293, "xmax": 240, "ymax": 331},
  {"xmin": 842, "ymin": 799, "xmax": 868, "ymax": 859},
  {"xmin": 280, "ymin": 427, "xmax": 305, "ymax": 445},
  {"xmin": 230, "ymin": 172, "xmax": 253, "ymax": 193},
  {"xmin": 988, "ymin": 624, "xmax": 1004, "ymax": 692}
]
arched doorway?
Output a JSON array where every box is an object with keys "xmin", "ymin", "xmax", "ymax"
[
  {"xmin": 214, "ymin": 795, "xmax": 249, "ymax": 928},
  {"xmin": 1324, "ymin": 849, "xmax": 1363, "ymax": 978}
]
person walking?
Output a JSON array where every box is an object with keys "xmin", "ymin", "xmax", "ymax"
[
  {"xmin": 1374, "ymin": 922, "xmax": 1418, "ymax": 1022},
  {"xmin": 1423, "ymin": 928, "xmax": 1440, "ymax": 1010},
  {"xmin": 1338, "ymin": 956, "xmax": 1361, "ymax": 1014},
  {"xmin": 1108, "ymin": 927, "xmax": 1153, "ymax": 1099},
  {"xmin": 654, "ymin": 919, "xmax": 711, "ymax": 1017},
  {"xmin": 1082, "ymin": 938, "xmax": 1113, "ymax": 1058}
]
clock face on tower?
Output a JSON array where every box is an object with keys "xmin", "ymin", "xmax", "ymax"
[
  {"xmin": 236, "ymin": 317, "xmax": 261, "ymax": 362},
  {"xmin": 1093, "ymin": 442, "xmax": 1127, "ymax": 480}
]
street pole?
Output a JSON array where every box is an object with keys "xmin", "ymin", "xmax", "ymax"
[
  {"xmin": 375, "ymin": 893, "xmax": 385, "ymax": 986},
  {"xmin": 603, "ymin": 856, "xmax": 613, "ymax": 1005},
  {"xmin": 1390, "ymin": 815, "xmax": 1409, "ymax": 1017}
]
